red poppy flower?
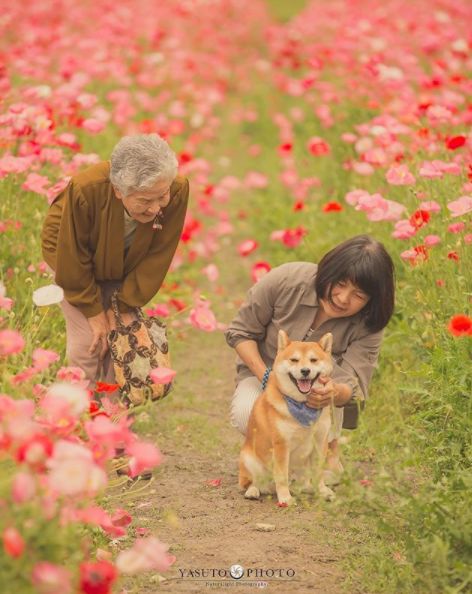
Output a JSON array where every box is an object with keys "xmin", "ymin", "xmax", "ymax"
[
  {"xmin": 307, "ymin": 136, "xmax": 330, "ymax": 156},
  {"xmin": 293, "ymin": 200, "xmax": 305, "ymax": 212},
  {"xmin": 251, "ymin": 261, "xmax": 271, "ymax": 283},
  {"xmin": 95, "ymin": 382, "xmax": 119, "ymax": 393},
  {"xmin": 322, "ymin": 201, "xmax": 343, "ymax": 212},
  {"xmin": 181, "ymin": 217, "xmax": 201, "ymax": 243},
  {"xmin": 16, "ymin": 434, "xmax": 54, "ymax": 470},
  {"xmin": 89, "ymin": 401, "xmax": 101, "ymax": 415},
  {"xmin": 169, "ymin": 298, "xmax": 186, "ymax": 312},
  {"xmin": 2, "ymin": 527, "xmax": 25, "ymax": 558},
  {"xmin": 278, "ymin": 142, "xmax": 293, "ymax": 155},
  {"xmin": 447, "ymin": 315, "xmax": 472, "ymax": 337},
  {"xmin": 446, "ymin": 135, "xmax": 466, "ymax": 150},
  {"xmin": 79, "ymin": 561, "xmax": 117, "ymax": 594},
  {"xmin": 179, "ymin": 152, "xmax": 193, "ymax": 165},
  {"xmin": 447, "ymin": 251, "xmax": 459, "ymax": 262},
  {"xmin": 409, "ymin": 209, "xmax": 430, "ymax": 229}
]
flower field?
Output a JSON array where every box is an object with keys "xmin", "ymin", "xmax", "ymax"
[{"xmin": 0, "ymin": 0, "xmax": 471, "ymax": 592}]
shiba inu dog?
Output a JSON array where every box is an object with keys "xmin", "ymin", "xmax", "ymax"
[{"xmin": 239, "ymin": 330, "xmax": 335, "ymax": 505}]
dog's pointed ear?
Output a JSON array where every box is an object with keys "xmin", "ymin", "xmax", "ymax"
[
  {"xmin": 277, "ymin": 329, "xmax": 290, "ymax": 352},
  {"xmin": 319, "ymin": 332, "xmax": 333, "ymax": 354}
]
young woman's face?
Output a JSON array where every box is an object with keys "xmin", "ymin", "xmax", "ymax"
[{"xmin": 319, "ymin": 279, "xmax": 370, "ymax": 318}]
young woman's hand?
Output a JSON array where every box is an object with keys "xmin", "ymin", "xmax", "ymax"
[
  {"xmin": 87, "ymin": 311, "xmax": 110, "ymax": 359},
  {"xmin": 306, "ymin": 376, "xmax": 352, "ymax": 408}
]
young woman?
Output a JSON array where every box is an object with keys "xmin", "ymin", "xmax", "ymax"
[{"xmin": 224, "ymin": 235, "xmax": 395, "ymax": 481}]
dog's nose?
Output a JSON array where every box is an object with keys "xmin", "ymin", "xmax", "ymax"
[{"xmin": 300, "ymin": 367, "xmax": 310, "ymax": 377}]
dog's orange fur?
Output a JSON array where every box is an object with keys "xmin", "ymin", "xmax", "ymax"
[{"xmin": 239, "ymin": 330, "xmax": 335, "ymax": 505}]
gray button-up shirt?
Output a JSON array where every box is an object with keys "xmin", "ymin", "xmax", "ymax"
[{"xmin": 224, "ymin": 262, "xmax": 384, "ymax": 401}]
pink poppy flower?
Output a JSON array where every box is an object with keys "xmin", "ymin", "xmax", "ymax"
[
  {"xmin": 419, "ymin": 201, "xmax": 441, "ymax": 213},
  {"xmin": 111, "ymin": 508, "xmax": 132, "ymax": 527},
  {"xmin": 244, "ymin": 172, "xmax": 268, "ymax": 188},
  {"xmin": 201, "ymin": 263, "xmax": 219, "ymax": 282},
  {"xmin": 448, "ymin": 222, "xmax": 466, "ymax": 234},
  {"xmin": 22, "ymin": 173, "xmax": 50, "ymax": 196},
  {"xmin": 48, "ymin": 443, "xmax": 107, "ymax": 497},
  {"xmin": 32, "ymin": 562, "xmax": 72, "ymax": 594},
  {"xmin": 116, "ymin": 537, "xmax": 175, "ymax": 574},
  {"xmin": 44, "ymin": 383, "xmax": 90, "ymax": 416},
  {"xmin": 56, "ymin": 366, "xmax": 86, "ymax": 384},
  {"xmin": 84, "ymin": 415, "xmax": 130, "ymax": 446},
  {"xmin": 81, "ymin": 118, "xmax": 105, "ymax": 133},
  {"xmin": 419, "ymin": 161, "xmax": 443, "ymax": 179},
  {"xmin": 386, "ymin": 164, "xmax": 416, "ymax": 185},
  {"xmin": 392, "ymin": 220, "xmax": 417, "ymax": 240},
  {"xmin": 150, "ymin": 367, "xmax": 176, "ymax": 384},
  {"xmin": 238, "ymin": 239, "xmax": 258, "ymax": 257},
  {"xmin": 189, "ymin": 300, "xmax": 217, "ymax": 332},
  {"xmin": 424, "ymin": 235, "xmax": 441, "ymax": 247},
  {"xmin": 127, "ymin": 441, "xmax": 163, "ymax": 477},
  {"xmin": 206, "ymin": 478, "xmax": 222, "ymax": 487},
  {"xmin": 447, "ymin": 196, "xmax": 472, "ymax": 217},
  {"xmin": 0, "ymin": 329, "xmax": 25, "ymax": 356},
  {"xmin": 32, "ymin": 348, "xmax": 60, "ymax": 372},
  {"xmin": 11, "ymin": 471, "xmax": 36, "ymax": 503}
]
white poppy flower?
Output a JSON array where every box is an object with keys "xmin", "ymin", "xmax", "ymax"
[{"xmin": 33, "ymin": 284, "xmax": 64, "ymax": 307}]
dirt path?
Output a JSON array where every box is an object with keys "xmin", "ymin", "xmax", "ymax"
[{"xmin": 117, "ymin": 247, "xmax": 350, "ymax": 593}]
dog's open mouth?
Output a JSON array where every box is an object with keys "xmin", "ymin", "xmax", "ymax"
[{"xmin": 289, "ymin": 372, "xmax": 320, "ymax": 394}]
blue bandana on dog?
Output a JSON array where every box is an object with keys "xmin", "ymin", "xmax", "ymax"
[{"xmin": 284, "ymin": 395, "xmax": 322, "ymax": 426}]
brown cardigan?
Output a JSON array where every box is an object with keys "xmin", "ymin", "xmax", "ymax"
[{"xmin": 41, "ymin": 161, "xmax": 189, "ymax": 318}]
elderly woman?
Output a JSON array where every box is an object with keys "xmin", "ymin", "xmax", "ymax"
[
  {"xmin": 225, "ymin": 235, "xmax": 395, "ymax": 483},
  {"xmin": 41, "ymin": 134, "xmax": 189, "ymax": 387}
]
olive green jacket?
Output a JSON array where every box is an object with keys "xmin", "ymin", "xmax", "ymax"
[{"xmin": 41, "ymin": 161, "xmax": 189, "ymax": 318}]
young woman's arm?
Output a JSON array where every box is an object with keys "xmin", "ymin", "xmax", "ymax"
[{"xmin": 234, "ymin": 340, "xmax": 268, "ymax": 382}]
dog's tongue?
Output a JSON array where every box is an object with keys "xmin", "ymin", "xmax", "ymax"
[{"xmin": 296, "ymin": 379, "xmax": 312, "ymax": 394}]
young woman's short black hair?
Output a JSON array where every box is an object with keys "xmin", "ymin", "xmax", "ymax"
[{"xmin": 315, "ymin": 235, "xmax": 395, "ymax": 333}]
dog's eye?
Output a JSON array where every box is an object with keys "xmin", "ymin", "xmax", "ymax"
[
  {"xmin": 310, "ymin": 358, "xmax": 318, "ymax": 363},
  {"xmin": 290, "ymin": 358, "xmax": 299, "ymax": 363}
]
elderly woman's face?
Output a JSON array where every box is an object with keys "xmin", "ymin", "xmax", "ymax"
[{"xmin": 115, "ymin": 178, "xmax": 173, "ymax": 223}]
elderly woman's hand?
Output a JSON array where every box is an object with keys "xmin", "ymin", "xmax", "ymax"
[{"xmin": 88, "ymin": 311, "xmax": 110, "ymax": 359}]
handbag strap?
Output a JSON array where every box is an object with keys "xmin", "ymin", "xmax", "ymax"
[
  {"xmin": 110, "ymin": 290, "xmax": 144, "ymax": 329},
  {"xmin": 110, "ymin": 291, "xmax": 126, "ymax": 331}
]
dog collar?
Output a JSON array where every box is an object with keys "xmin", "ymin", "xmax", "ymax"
[{"xmin": 284, "ymin": 395, "xmax": 322, "ymax": 426}]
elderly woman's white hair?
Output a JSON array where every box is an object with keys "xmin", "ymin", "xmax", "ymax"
[{"xmin": 110, "ymin": 134, "xmax": 178, "ymax": 197}]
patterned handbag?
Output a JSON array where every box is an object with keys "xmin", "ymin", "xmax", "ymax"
[{"xmin": 107, "ymin": 292, "xmax": 172, "ymax": 405}]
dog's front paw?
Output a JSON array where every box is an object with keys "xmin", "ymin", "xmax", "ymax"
[
  {"xmin": 276, "ymin": 489, "xmax": 294, "ymax": 506},
  {"xmin": 244, "ymin": 485, "xmax": 261, "ymax": 500},
  {"xmin": 319, "ymin": 485, "xmax": 336, "ymax": 501}
]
